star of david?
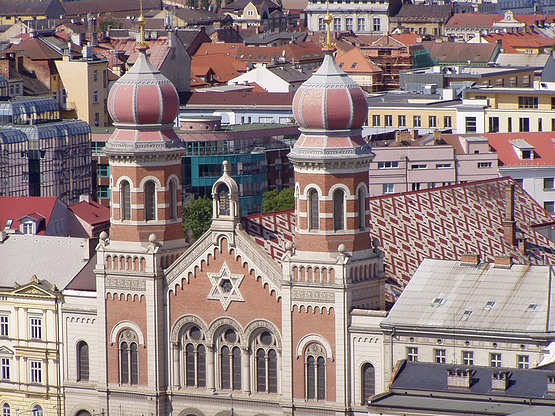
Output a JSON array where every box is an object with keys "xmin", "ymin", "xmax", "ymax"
[{"xmin": 207, "ymin": 262, "xmax": 245, "ymax": 310}]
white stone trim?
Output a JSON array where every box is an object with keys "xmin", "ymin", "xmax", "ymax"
[
  {"xmin": 110, "ymin": 320, "xmax": 145, "ymax": 346},
  {"xmin": 296, "ymin": 333, "xmax": 334, "ymax": 360}
]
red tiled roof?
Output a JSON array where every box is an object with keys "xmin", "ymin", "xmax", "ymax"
[
  {"xmin": 336, "ymin": 47, "xmax": 382, "ymax": 74},
  {"xmin": 2, "ymin": 38, "xmax": 61, "ymax": 60},
  {"xmin": 369, "ymin": 177, "xmax": 555, "ymax": 295},
  {"xmin": 69, "ymin": 200, "xmax": 110, "ymax": 226},
  {"xmin": 483, "ymin": 32, "xmax": 553, "ymax": 53},
  {"xmin": 181, "ymin": 91, "xmax": 295, "ymax": 106},
  {"xmin": 240, "ymin": 178, "xmax": 555, "ymax": 302},
  {"xmin": 483, "ymin": 132, "xmax": 555, "ymax": 167},
  {"xmin": 0, "ymin": 197, "xmax": 59, "ymax": 235},
  {"xmin": 100, "ymin": 38, "xmax": 171, "ymax": 69},
  {"xmin": 446, "ymin": 13, "xmax": 502, "ymax": 28},
  {"xmin": 195, "ymin": 42, "xmax": 323, "ymax": 64},
  {"xmin": 192, "ymin": 54, "xmax": 247, "ymax": 83}
]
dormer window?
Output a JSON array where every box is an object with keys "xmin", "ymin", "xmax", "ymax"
[
  {"xmin": 22, "ymin": 222, "xmax": 34, "ymax": 235},
  {"xmin": 510, "ymin": 139, "xmax": 535, "ymax": 160}
]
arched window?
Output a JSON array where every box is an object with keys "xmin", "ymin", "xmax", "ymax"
[
  {"xmin": 169, "ymin": 179, "xmax": 177, "ymax": 220},
  {"xmin": 305, "ymin": 343, "xmax": 326, "ymax": 400},
  {"xmin": 358, "ymin": 188, "xmax": 366, "ymax": 230},
  {"xmin": 76, "ymin": 411, "xmax": 92, "ymax": 416},
  {"xmin": 182, "ymin": 325, "xmax": 206, "ymax": 388},
  {"xmin": 2, "ymin": 403, "xmax": 10, "ymax": 416},
  {"xmin": 218, "ymin": 328, "xmax": 241, "ymax": 390},
  {"xmin": 144, "ymin": 181, "xmax": 156, "ymax": 221},
  {"xmin": 218, "ymin": 184, "xmax": 230, "ymax": 216},
  {"xmin": 253, "ymin": 330, "xmax": 278, "ymax": 393},
  {"xmin": 308, "ymin": 189, "xmax": 319, "ymax": 230},
  {"xmin": 333, "ymin": 188, "xmax": 345, "ymax": 231},
  {"xmin": 119, "ymin": 330, "xmax": 139, "ymax": 385},
  {"xmin": 77, "ymin": 341, "xmax": 89, "ymax": 381},
  {"xmin": 362, "ymin": 363, "xmax": 376, "ymax": 404},
  {"xmin": 120, "ymin": 180, "xmax": 131, "ymax": 220},
  {"xmin": 32, "ymin": 406, "xmax": 43, "ymax": 416}
]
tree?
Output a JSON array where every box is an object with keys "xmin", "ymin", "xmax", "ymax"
[
  {"xmin": 98, "ymin": 13, "xmax": 123, "ymax": 33},
  {"xmin": 262, "ymin": 188, "xmax": 294, "ymax": 213},
  {"xmin": 183, "ymin": 196, "xmax": 213, "ymax": 240},
  {"xmin": 214, "ymin": 0, "xmax": 222, "ymax": 10},
  {"xmin": 201, "ymin": 0, "xmax": 212, "ymax": 10},
  {"xmin": 187, "ymin": 0, "xmax": 200, "ymax": 8}
]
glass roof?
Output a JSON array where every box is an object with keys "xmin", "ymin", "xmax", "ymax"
[
  {"xmin": 0, "ymin": 128, "xmax": 27, "ymax": 144},
  {"xmin": 0, "ymin": 75, "xmax": 8, "ymax": 90},
  {"xmin": 19, "ymin": 120, "xmax": 91, "ymax": 140},
  {"xmin": 0, "ymin": 97, "xmax": 59, "ymax": 117}
]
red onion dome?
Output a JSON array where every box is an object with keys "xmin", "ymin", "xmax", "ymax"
[
  {"xmin": 293, "ymin": 52, "xmax": 368, "ymax": 131},
  {"xmin": 108, "ymin": 49, "xmax": 179, "ymax": 125}
]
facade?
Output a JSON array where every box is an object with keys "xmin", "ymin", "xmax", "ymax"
[
  {"xmin": 304, "ymin": 0, "xmax": 401, "ymax": 34},
  {"xmin": 227, "ymin": 63, "xmax": 314, "ymax": 93},
  {"xmin": 0, "ymin": 233, "xmax": 95, "ymax": 416},
  {"xmin": 369, "ymin": 131, "xmax": 499, "ymax": 196},
  {"xmin": 389, "ymin": 4, "xmax": 452, "ymax": 37},
  {"xmin": 485, "ymin": 132, "xmax": 555, "ymax": 215},
  {"xmin": 0, "ymin": 95, "xmax": 92, "ymax": 205},
  {"xmin": 220, "ymin": 0, "xmax": 287, "ymax": 31},
  {"xmin": 60, "ymin": 26, "xmax": 391, "ymax": 416}
]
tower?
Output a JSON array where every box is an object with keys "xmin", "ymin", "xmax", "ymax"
[
  {"xmin": 283, "ymin": 12, "xmax": 386, "ymax": 408},
  {"xmin": 94, "ymin": 26, "xmax": 189, "ymax": 413}
]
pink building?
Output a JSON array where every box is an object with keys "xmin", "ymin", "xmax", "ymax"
[{"xmin": 369, "ymin": 131, "xmax": 499, "ymax": 196}]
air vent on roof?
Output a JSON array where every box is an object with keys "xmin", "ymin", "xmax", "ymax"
[
  {"xmin": 485, "ymin": 300, "xmax": 495, "ymax": 310},
  {"xmin": 527, "ymin": 303, "xmax": 538, "ymax": 311},
  {"xmin": 461, "ymin": 310, "xmax": 473, "ymax": 320}
]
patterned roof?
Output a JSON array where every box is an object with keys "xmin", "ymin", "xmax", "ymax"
[
  {"xmin": 0, "ymin": 196, "xmax": 59, "ymax": 234},
  {"xmin": 241, "ymin": 178, "xmax": 555, "ymax": 302},
  {"xmin": 370, "ymin": 177, "xmax": 555, "ymax": 294}
]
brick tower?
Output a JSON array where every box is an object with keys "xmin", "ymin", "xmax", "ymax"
[
  {"xmin": 282, "ymin": 15, "xmax": 386, "ymax": 408},
  {"xmin": 94, "ymin": 33, "xmax": 189, "ymax": 414}
]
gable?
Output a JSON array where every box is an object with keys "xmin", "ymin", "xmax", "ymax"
[{"xmin": 10, "ymin": 282, "xmax": 57, "ymax": 298}]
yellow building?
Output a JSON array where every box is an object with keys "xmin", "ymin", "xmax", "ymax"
[
  {"xmin": 367, "ymin": 91, "xmax": 459, "ymax": 131},
  {"xmin": 55, "ymin": 50, "xmax": 110, "ymax": 127},
  {"xmin": 0, "ymin": 277, "xmax": 64, "ymax": 416}
]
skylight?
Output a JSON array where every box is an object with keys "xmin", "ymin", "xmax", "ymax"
[
  {"xmin": 461, "ymin": 310, "xmax": 473, "ymax": 320},
  {"xmin": 485, "ymin": 300, "xmax": 495, "ymax": 310},
  {"xmin": 430, "ymin": 297, "xmax": 445, "ymax": 307},
  {"xmin": 527, "ymin": 303, "xmax": 538, "ymax": 311}
]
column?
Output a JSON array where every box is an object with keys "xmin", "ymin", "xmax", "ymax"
[
  {"xmin": 172, "ymin": 343, "xmax": 180, "ymax": 389},
  {"xmin": 207, "ymin": 345, "xmax": 215, "ymax": 391},
  {"xmin": 241, "ymin": 347, "xmax": 250, "ymax": 394}
]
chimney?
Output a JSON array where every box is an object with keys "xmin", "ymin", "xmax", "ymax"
[
  {"xmin": 79, "ymin": 194, "xmax": 91, "ymax": 203},
  {"xmin": 433, "ymin": 129, "xmax": 442, "ymax": 141},
  {"xmin": 447, "ymin": 368, "xmax": 473, "ymax": 389},
  {"xmin": 491, "ymin": 371, "xmax": 510, "ymax": 391},
  {"xmin": 460, "ymin": 253, "xmax": 480, "ymax": 265},
  {"xmin": 494, "ymin": 255, "xmax": 512, "ymax": 268},
  {"xmin": 16, "ymin": 55, "xmax": 24, "ymax": 73},
  {"xmin": 395, "ymin": 130, "xmax": 411, "ymax": 143},
  {"xmin": 502, "ymin": 183, "xmax": 516, "ymax": 245}
]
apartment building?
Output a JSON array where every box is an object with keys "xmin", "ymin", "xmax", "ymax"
[{"xmin": 369, "ymin": 131, "xmax": 498, "ymax": 196}]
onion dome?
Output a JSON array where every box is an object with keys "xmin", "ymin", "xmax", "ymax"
[
  {"xmin": 292, "ymin": 52, "xmax": 368, "ymax": 131},
  {"xmin": 104, "ymin": 47, "xmax": 183, "ymax": 155},
  {"xmin": 107, "ymin": 49, "xmax": 179, "ymax": 125}
]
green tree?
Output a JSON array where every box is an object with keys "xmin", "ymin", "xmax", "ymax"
[
  {"xmin": 98, "ymin": 14, "xmax": 123, "ymax": 32},
  {"xmin": 187, "ymin": 0, "xmax": 200, "ymax": 8},
  {"xmin": 183, "ymin": 196, "xmax": 213, "ymax": 240},
  {"xmin": 262, "ymin": 188, "xmax": 294, "ymax": 213},
  {"xmin": 214, "ymin": 0, "xmax": 222, "ymax": 10},
  {"xmin": 201, "ymin": 0, "xmax": 212, "ymax": 9}
]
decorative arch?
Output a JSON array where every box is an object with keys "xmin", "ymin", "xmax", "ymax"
[
  {"xmin": 207, "ymin": 316, "xmax": 244, "ymax": 345},
  {"xmin": 70, "ymin": 405, "xmax": 95, "ymax": 416},
  {"xmin": 302, "ymin": 183, "xmax": 323, "ymax": 197},
  {"xmin": 177, "ymin": 409, "xmax": 206, "ymax": 416},
  {"xmin": 138, "ymin": 175, "xmax": 162, "ymax": 189},
  {"xmin": 115, "ymin": 175, "xmax": 134, "ymax": 188},
  {"xmin": 296, "ymin": 334, "xmax": 334, "ymax": 360},
  {"xmin": 329, "ymin": 183, "xmax": 351, "ymax": 197},
  {"xmin": 170, "ymin": 315, "xmax": 209, "ymax": 344},
  {"xmin": 244, "ymin": 319, "xmax": 282, "ymax": 350},
  {"xmin": 109, "ymin": 320, "xmax": 145, "ymax": 346}
]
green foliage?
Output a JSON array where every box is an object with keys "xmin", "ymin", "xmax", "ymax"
[
  {"xmin": 182, "ymin": 196, "xmax": 213, "ymax": 240},
  {"xmin": 262, "ymin": 188, "xmax": 295, "ymax": 213},
  {"xmin": 214, "ymin": 0, "xmax": 223, "ymax": 10},
  {"xmin": 98, "ymin": 14, "xmax": 123, "ymax": 32},
  {"xmin": 187, "ymin": 0, "xmax": 200, "ymax": 8},
  {"xmin": 200, "ymin": 0, "xmax": 212, "ymax": 9}
]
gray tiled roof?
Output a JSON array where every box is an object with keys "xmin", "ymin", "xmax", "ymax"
[
  {"xmin": 382, "ymin": 259, "xmax": 555, "ymax": 335},
  {"xmin": 0, "ymin": 234, "xmax": 90, "ymax": 290},
  {"xmin": 370, "ymin": 360, "xmax": 555, "ymax": 415}
]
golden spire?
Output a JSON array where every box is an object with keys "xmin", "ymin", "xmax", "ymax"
[
  {"xmin": 322, "ymin": 0, "xmax": 336, "ymax": 50},
  {"xmin": 137, "ymin": 0, "xmax": 147, "ymax": 46}
]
